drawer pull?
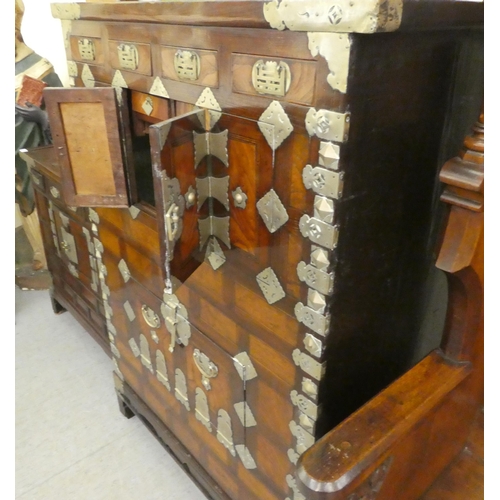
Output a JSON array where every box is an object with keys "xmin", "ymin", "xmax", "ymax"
[
  {"xmin": 193, "ymin": 348, "xmax": 218, "ymax": 391},
  {"xmin": 141, "ymin": 305, "xmax": 160, "ymax": 329}
]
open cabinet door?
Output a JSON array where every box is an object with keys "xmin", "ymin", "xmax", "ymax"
[{"xmin": 44, "ymin": 87, "xmax": 135, "ymax": 208}]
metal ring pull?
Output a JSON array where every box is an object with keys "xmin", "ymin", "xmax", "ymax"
[
  {"xmin": 141, "ymin": 305, "xmax": 161, "ymax": 329},
  {"xmin": 193, "ymin": 348, "xmax": 218, "ymax": 391}
]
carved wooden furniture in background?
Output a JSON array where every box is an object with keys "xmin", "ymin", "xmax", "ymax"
[
  {"xmin": 296, "ymin": 112, "xmax": 484, "ymax": 499},
  {"xmin": 23, "ymin": 2, "xmax": 483, "ymax": 499}
]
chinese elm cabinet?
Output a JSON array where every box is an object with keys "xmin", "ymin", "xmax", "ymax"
[{"xmin": 25, "ymin": 2, "xmax": 483, "ymax": 499}]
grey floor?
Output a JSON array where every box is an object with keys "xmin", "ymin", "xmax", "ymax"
[{"xmin": 15, "ymin": 285, "xmax": 207, "ymax": 500}]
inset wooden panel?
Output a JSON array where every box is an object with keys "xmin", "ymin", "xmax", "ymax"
[
  {"xmin": 108, "ymin": 40, "xmax": 152, "ymax": 76},
  {"xmin": 61, "ymin": 102, "xmax": 117, "ymax": 197},
  {"xmin": 232, "ymin": 53, "xmax": 316, "ymax": 105},
  {"xmin": 44, "ymin": 87, "xmax": 131, "ymax": 207},
  {"xmin": 161, "ymin": 46, "xmax": 218, "ymax": 87}
]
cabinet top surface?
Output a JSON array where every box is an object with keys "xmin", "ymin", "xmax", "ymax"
[{"xmin": 50, "ymin": 0, "xmax": 483, "ymax": 33}]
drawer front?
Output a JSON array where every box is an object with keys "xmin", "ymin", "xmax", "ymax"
[
  {"xmin": 160, "ymin": 45, "xmax": 218, "ymax": 87},
  {"xmin": 70, "ymin": 36, "xmax": 104, "ymax": 65},
  {"xmin": 231, "ymin": 53, "xmax": 317, "ymax": 105},
  {"xmin": 108, "ymin": 40, "xmax": 152, "ymax": 76},
  {"xmin": 110, "ymin": 276, "xmax": 250, "ymax": 451}
]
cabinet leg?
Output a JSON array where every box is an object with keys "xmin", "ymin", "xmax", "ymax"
[
  {"xmin": 117, "ymin": 393, "xmax": 135, "ymax": 419},
  {"xmin": 50, "ymin": 294, "xmax": 66, "ymax": 315}
]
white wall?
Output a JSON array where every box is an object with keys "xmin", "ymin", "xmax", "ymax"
[{"xmin": 20, "ymin": 0, "xmax": 73, "ymax": 87}]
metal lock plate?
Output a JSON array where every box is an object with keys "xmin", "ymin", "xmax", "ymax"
[
  {"xmin": 295, "ymin": 302, "xmax": 330, "ymax": 337},
  {"xmin": 117, "ymin": 43, "xmax": 139, "ymax": 71},
  {"xmin": 195, "ymin": 387, "xmax": 212, "ymax": 432},
  {"xmin": 252, "ymin": 59, "xmax": 291, "ymax": 97},
  {"xmin": 78, "ymin": 38, "xmax": 95, "ymax": 61},
  {"xmin": 216, "ymin": 409, "xmax": 236, "ymax": 457},
  {"xmin": 193, "ymin": 348, "xmax": 219, "ymax": 391},
  {"xmin": 174, "ymin": 49, "xmax": 201, "ymax": 81}
]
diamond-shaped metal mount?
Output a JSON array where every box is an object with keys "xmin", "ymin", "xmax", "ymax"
[
  {"xmin": 81, "ymin": 64, "xmax": 95, "ymax": 88},
  {"xmin": 256, "ymin": 267, "xmax": 286, "ymax": 304},
  {"xmin": 256, "ymin": 189, "xmax": 289, "ymax": 233},
  {"xmin": 314, "ymin": 196, "xmax": 334, "ymax": 224},
  {"xmin": 258, "ymin": 100, "xmax": 293, "ymax": 151},
  {"xmin": 205, "ymin": 237, "xmax": 226, "ymax": 271}
]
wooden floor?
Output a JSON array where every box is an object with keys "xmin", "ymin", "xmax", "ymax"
[{"xmin": 420, "ymin": 408, "xmax": 484, "ymax": 499}]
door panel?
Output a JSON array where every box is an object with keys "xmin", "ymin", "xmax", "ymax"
[{"xmin": 44, "ymin": 87, "xmax": 133, "ymax": 208}]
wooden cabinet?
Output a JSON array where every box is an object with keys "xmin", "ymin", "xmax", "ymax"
[{"xmin": 24, "ymin": 2, "xmax": 483, "ymax": 499}]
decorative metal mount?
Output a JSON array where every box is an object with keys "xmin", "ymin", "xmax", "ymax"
[
  {"xmin": 303, "ymin": 165, "xmax": 343, "ymax": 199},
  {"xmin": 195, "ymin": 87, "xmax": 222, "ymax": 130},
  {"xmin": 175, "ymin": 49, "xmax": 201, "ymax": 81},
  {"xmin": 193, "ymin": 348, "xmax": 219, "ymax": 391},
  {"xmin": 78, "ymin": 38, "xmax": 95, "ymax": 61},
  {"xmin": 205, "ymin": 237, "xmax": 226, "ymax": 271},
  {"xmin": 161, "ymin": 293, "xmax": 191, "ymax": 352},
  {"xmin": 305, "ymin": 108, "xmax": 350, "ymax": 143},
  {"xmin": 117, "ymin": 43, "xmax": 139, "ymax": 71},
  {"xmin": 257, "ymin": 189, "xmax": 289, "ymax": 233},
  {"xmin": 299, "ymin": 215, "xmax": 339, "ymax": 249},
  {"xmin": 292, "ymin": 348, "xmax": 325, "ymax": 380},
  {"xmin": 217, "ymin": 409, "xmax": 236, "ymax": 456},
  {"xmin": 258, "ymin": 100, "xmax": 294, "ymax": 151},
  {"xmin": 193, "ymin": 130, "xmax": 229, "ymax": 168},
  {"xmin": 295, "ymin": 302, "xmax": 330, "ymax": 337},
  {"xmin": 199, "ymin": 216, "xmax": 231, "ymax": 250},
  {"xmin": 232, "ymin": 187, "xmax": 248, "ymax": 209},
  {"xmin": 256, "ymin": 267, "xmax": 286, "ymax": 304},
  {"xmin": 196, "ymin": 176, "xmax": 230, "ymax": 210},
  {"xmin": 263, "ymin": 0, "xmax": 403, "ymax": 34},
  {"xmin": 175, "ymin": 368, "xmax": 190, "ymax": 411},
  {"xmin": 195, "ymin": 388, "xmax": 212, "ymax": 432},
  {"xmin": 252, "ymin": 59, "xmax": 291, "ymax": 97}
]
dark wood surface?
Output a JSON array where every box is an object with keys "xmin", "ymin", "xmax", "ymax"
[
  {"xmin": 295, "ymin": 111, "xmax": 484, "ymax": 499},
  {"xmin": 23, "ymin": 3, "xmax": 484, "ymax": 499}
]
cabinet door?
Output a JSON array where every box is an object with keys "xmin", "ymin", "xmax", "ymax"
[
  {"xmin": 150, "ymin": 109, "xmax": 278, "ymax": 296},
  {"xmin": 44, "ymin": 87, "xmax": 134, "ymax": 208}
]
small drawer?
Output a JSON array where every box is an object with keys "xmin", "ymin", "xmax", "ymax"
[
  {"xmin": 231, "ymin": 53, "xmax": 317, "ymax": 105},
  {"xmin": 131, "ymin": 90, "xmax": 170, "ymax": 122},
  {"xmin": 108, "ymin": 40, "xmax": 152, "ymax": 76},
  {"xmin": 30, "ymin": 169, "xmax": 45, "ymax": 193},
  {"xmin": 160, "ymin": 45, "xmax": 218, "ymax": 87},
  {"xmin": 70, "ymin": 36, "xmax": 104, "ymax": 65}
]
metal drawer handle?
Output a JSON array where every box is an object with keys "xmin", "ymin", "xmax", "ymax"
[
  {"xmin": 141, "ymin": 305, "xmax": 160, "ymax": 329},
  {"xmin": 165, "ymin": 203, "xmax": 180, "ymax": 242},
  {"xmin": 193, "ymin": 348, "xmax": 218, "ymax": 391}
]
